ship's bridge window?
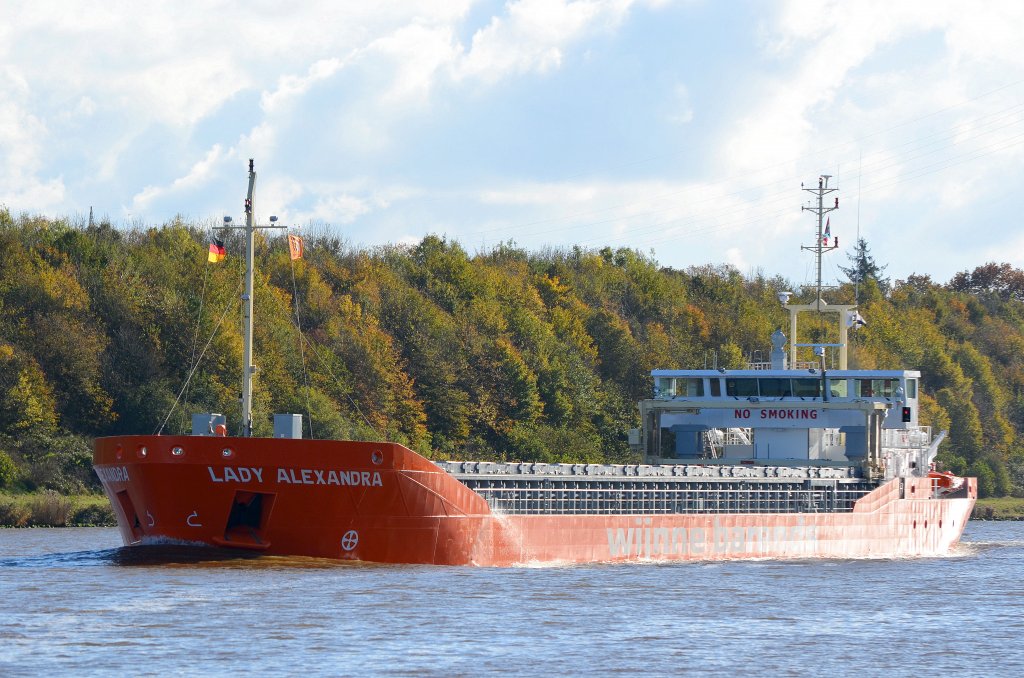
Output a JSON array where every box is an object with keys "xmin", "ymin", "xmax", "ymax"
[
  {"xmin": 792, "ymin": 378, "xmax": 821, "ymax": 398},
  {"xmin": 758, "ymin": 378, "xmax": 792, "ymax": 397},
  {"xmin": 709, "ymin": 379, "xmax": 722, "ymax": 397},
  {"xmin": 656, "ymin": 377, "xmax": 704, "ymax": 397},
  {"xmin": 856, "ymin": 379, "xmax": 896, "ymax": 398},
  {"xmin": 725, "ymin": 379, "xmax": 758, "ymax": 397},
  {"xmin": 906, "ymin": 378, "xmax": 917, "ymax": 399},
  {"xmin": 656, "ymin": 377, "xmax": 675, "ymax": 397},
  {"xmin": 828, "ymin": 379, "xmax": 848, "ymax": 398},
  {"xmin": 677, "ymin": 378, "xmax": 704, "ymax": 397}
]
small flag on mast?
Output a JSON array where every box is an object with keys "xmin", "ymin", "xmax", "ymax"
[
  {"xmin": 846, "ymin": 310, "xmax": 867, "ymax": 327},
  {"xmin": 288, "ymin": 234, "xmax": 304, "ymax": 260},
  {"xmin": 208, "ymin": 238, "xmax": 226, "ymax": 263}
]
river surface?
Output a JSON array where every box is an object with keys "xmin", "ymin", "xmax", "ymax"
[{"xmin": 1, "ymin": 522, "xmax": 1022, "ymax": 676}]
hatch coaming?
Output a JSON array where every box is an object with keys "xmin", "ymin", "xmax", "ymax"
[{"xmin": 437, "ymin": 459, "xmax": 873, "ymax": 517}]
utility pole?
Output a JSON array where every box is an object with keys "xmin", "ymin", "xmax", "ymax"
[{"xmin": 801, "ymin": 175, "xmax": 839, "ymax": 310}]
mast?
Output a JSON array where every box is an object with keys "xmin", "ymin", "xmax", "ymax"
[
  {"xmin": 215, "ymin": 159, "xmax": 285, "ymax": 437},
  {"xmin": 784, "ymin": 175, "xmax": 856, "ymax": 369},
  {"xmin": 242, "ymin": 160, "xmax": 256, "ymax": 437},
  {"xmin": 801, "ymin": 175, "xmax": 839, "ymax": 309}
]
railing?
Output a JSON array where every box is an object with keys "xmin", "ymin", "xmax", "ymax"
[
  {"xmin": 881, "ymin": 426, "xmax": 931, "ymax": 450},
  {"xmin": 745, "ymin": 361, "xmax": 819, "ymax": 371},
  {"xmin": 460, "ymin": 477, "xmax": 874, "ymax": 516},
  {"xmin": 703, "ymin": 428, "xmax": 752, "ymax": 456},
  {"xmin": 822, "ymin": 429, "xmax": 844, "ymax": 447}
]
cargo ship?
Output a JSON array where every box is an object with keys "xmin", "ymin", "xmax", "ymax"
[{"xmin": 93, "ymin": 165, "xmax": 975, "ymax": 565}]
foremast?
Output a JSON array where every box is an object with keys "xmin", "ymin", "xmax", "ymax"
[
  {"xmin": 215, "ymin": 159, "xmax": 284, "ymax": 437},
  {"xmin": 242, "ymin": 161, "xmax": 256, "ymax": 437}
]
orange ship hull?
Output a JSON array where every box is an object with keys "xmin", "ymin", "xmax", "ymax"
[{"xmin": 94, "ymin": 435, "xmax": 977, "ymax": 566}]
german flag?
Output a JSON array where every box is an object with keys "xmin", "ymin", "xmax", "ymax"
[{"xmin": 208, "ymin": 238, "xmax": 226, "ymax": 263}]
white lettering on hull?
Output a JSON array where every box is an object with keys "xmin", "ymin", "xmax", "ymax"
[
  {"xmin": 96, "ymin": 466, "xmax": 130, "ymax": 483},
  {"xmin": 205, "ymin": 466, "xmax": 383, "ymax": 488},
  {"xmin": 207, "ymin": 466, "xmax": 263, "ymax": 483},
  {"xmin": 606, "ymin": 517, "xmax": 818, "ymax": 558},
  {"xmin": 276, "ymin": 468, "xmax": 382, "ymax": 487}
]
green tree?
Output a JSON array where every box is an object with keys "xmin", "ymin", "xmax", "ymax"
[
  {"xmin": 841, "ymin": 237, "xmax": 890, "ymax": 295},
  {"xmin": 0, "ymin": 450, "xmax": 18, "ymax": 488}
]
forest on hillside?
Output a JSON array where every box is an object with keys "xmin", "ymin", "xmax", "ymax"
[{"xmin": 1, "ymin": 208, "xmax": 1023, "ymax": 498}]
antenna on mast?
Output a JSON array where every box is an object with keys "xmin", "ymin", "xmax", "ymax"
[
  {"xmin": 782, "ymin": 176, "xmax": 856, "ymax": 371},
  {"xmin": 801, "ymin": 175, "xmax": 840, "ymax": 310}
]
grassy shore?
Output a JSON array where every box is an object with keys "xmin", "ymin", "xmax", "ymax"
[
  {"xmin": 972, "ymin": 497, "xmax": 1024, "ymax": 521},
  {"xmin": 0, "ymin": 491, "xmax": 116, "ymax": 528}
]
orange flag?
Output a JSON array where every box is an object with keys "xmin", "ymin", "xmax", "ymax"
[{"xmin": 288, "ymin": 234, "xmax": 304, "ymax": 260}]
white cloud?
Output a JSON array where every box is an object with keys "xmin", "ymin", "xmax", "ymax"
[
  {"xmin": 456, "ymin": 0, "xmax": 639, "ymax": 83},
  {"xmin": 307, "ymin": 194, "xmax": 372, "ymax": 224},
  {"xmin": 0, "ymin": 69, "xmax": 65, "ymax": 210},
  {"xmin": 725, "ymin": 247, "xmax": 748, "ymax": 271},
  {"xmin": 1, "ymin": 0, "xmax": 1021, "ymax": 286},
  {"xmin": 131, "ymin": 145, "xmax": 229, "ymax": 212},
  {"xmin": 367, "ymin": 24, "xmax": 461, "ymax": 105},
  {"xmin": 944, "ymin": 2, "xmax": 1024, "ymax": 68},
  {"xmin": 261, "ymin": 58, "xmax": 348, "ymax": 114},
  {"xmin": 480, "ymin": 183, "xmax": 600, "ymax": 205}
]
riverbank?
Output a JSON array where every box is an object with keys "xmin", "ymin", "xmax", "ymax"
[
  {"xmin": 0, "ymin": 492, "xmax": 115, "ymax": 527},
  {"xmin": 972, "ymin": 496, "xmax": 1024, "ymax": 521}
]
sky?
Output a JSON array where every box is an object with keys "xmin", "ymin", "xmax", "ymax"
[{"xmin": 2, "ymin": 0, "xmax": 1023, "ymax": 287}]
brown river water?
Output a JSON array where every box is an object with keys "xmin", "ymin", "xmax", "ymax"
[{"xmin": 1, "ymin": 522, "xmax": 1022, "ymax": 676}]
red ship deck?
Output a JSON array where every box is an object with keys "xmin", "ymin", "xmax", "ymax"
[{"xmin": 94, "ymin": 435, "xmax": 976, "ymax": 566}]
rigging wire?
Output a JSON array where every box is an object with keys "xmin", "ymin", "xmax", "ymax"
[
  {"xmin": 856, "ymin": 150, "xmax": 862, "ymax": 305},
  {"xmin": 298, "ymin": 331, "xmax": 382, "ymax": 440},
  {"xmin": 296, "ymin": 333, "xmax": 385, "ymax": 440},
  {"xmin": 180, "ymin": 239, "xmax": 213, "ymax": 432},
  {"xmin": 156, "ymin": 281, "xmax": 242, "ymax": 435},
  {"xmin": 280, "ymin": 237, "xmax": 382, "ymax": 440},
  {"xmin": 288, "ymin": 236, "xmax": 316, "ymax": 440}
]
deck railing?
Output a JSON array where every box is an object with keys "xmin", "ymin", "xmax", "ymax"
[
  {"xmin": 881, "ymin": 426, "xmax": 931, "ymax": 450},
  {"xmin": 457, "ymin": 477, "xmax": 874, "ymax": 516},
  {"xmin": 745, "ymin": 361, "xmax": 819, "ymax": 371}
]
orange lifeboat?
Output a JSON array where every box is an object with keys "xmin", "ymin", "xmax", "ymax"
[{"xmin": 928, "ymin": 470, "xmax": 964, "ymax": 495}]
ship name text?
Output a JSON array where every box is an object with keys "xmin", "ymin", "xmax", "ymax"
[
  {"xmin": 607, "ymin": 517, "xmax": 818, "ymax": 558},
  {"xmin": 276, "ymin": 468, "xmax": 383, "ymax": 487},
  {"xmin": 96, "ymin": 466, "xmax": 130, "ymax": 483},
  {"xmin": 206, "ymin": 466, "xmax": 382, "ymax": 487},
  {"xmin": 208, "ymin": 466, "xmax": 263, "ymax": 483}
]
